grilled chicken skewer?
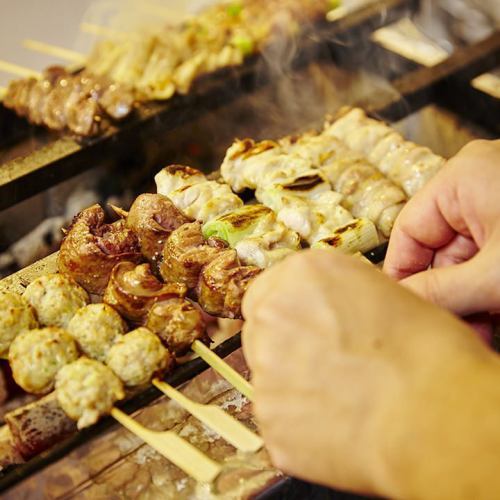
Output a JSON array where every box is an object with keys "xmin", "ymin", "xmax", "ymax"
[
  {"xmin": 221, "ymin": 131, "xmax": 407, "ymax": 238},
  {"xmin": 221, "ymin": 142, "xmax": 380, "ymax": 251},
  {"xmin": 324, "ymin": 107, "xmax": 445, "ymax": 197},
  {"xmin": 3, "ymin": 66, "xmax": 135, "ymax": 137}
]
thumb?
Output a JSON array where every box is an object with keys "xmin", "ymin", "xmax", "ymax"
[{"xmin": 401, "ymin": 256, "xmax": 495, "ymax": 317}]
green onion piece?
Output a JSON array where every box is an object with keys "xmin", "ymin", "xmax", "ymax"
[
  {"xmin": 327, "ymin": 0, "xmax": 342, "ymax": 9},
  {"xmin": 232, "ymin": 35, "xmax": 255, "ymax": 55},
  {"xmin": 202, "ymin": 205, "xmax": 273, "ymax": 247},
  {"xmin": 227, "ymin": 3, "xmax": 243, "ymax": 17}
]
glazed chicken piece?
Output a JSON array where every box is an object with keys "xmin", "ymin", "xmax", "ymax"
[
  {"xmin": 197, "ymin": 249, "xmax": 261, "ymax": 319},
  {"xmin": 146, "ymin": 298, "xmax": 207, "ymax": 356},
  {"xmin": 104, "ymin": 262, "xmax": 187, "ymax": 324},
  {"xmin": 160, "ymin": 222, "xmax": 225, "ymax": 289},
  {"xmin": 125, "ymin": 193, "xmax": 190, "ymax": 265},
  {"xmin": 3, "ymin": 66, "xmax": 135, "ymax": 137},
  {"xmin": 58, "ymin": 204, "xmax": 142, "ymax": 295}
]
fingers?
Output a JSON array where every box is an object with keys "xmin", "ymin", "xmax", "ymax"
[
  {"xmin": 384, "ymin": 179, "xmax": 457, "ymax": 279},
  {"xmin": 432, "ymin": 234, "xmax": 478, "ymax": 268},
  {"xmin": 400, "ymin": 254, "xmax": 494, "ymax": 316}
]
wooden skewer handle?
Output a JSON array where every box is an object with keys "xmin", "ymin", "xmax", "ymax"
[
  {"xmin": 111, "ymin": 407, "xmax": 221, "ymax": 484},
  {"xmin": 153, "ymin": 379, "xmax": 263, "ymax": 453},
  {"xmin": 0, "ymin": 60, "xmax": 40, "ymax": 78},
  {"xmin": 191, "ymin": 340, "xmax": 255, "ymax": 402}
]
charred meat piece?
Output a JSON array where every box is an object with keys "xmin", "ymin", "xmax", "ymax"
[
  {"xmin": 3, "ymin": 66, "xmax": 135, "ymax": 137},
  {"xmin": 160, "ymin": 222, "xmax": 225, "ymax": 289},
  {"xmin": 5, "ymin": 392, "xmax": 76, "ymax": 460},
  {"xmin": 197, "ymin": 249, "xmax": 261, "ymax": 319},
  {"xmin": 126, "ymin": 193, "xmax": 190, "ymax": 265},
  {"xmin": 58, "ymin": 204, "xmax": 142, "ymax": 295},
  {"xmin": 104, "ymin": 262, "xmax": 187, "ymax": 324},
  {"xmin": 146, "ymin": 298, "xmax": 207, "ymax": 356}
]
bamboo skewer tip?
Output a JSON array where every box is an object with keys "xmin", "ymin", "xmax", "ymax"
[
  {"xmin": 153, "ymin": 379, "xmax": 263, "ymax": 453},
  {"xmin": 191, "ymin": 340, "xmax": 255, "ymax": 402},
  {"xmin": 110, "ymin": 406, "xmax": 222, "ymax": 483}
]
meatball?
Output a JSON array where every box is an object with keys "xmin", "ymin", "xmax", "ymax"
[
  {"xmin": 146, "ymin": 298, "xmax": 207, "ymax": 356},
  {"xmin": 0, "ymin": 291, "xmax": 38, "ymax": 355},
  {"xmin": 56, "ymin": 358, "xmax": 125, "ymax": 429},
  {"xmin": 22, "ymin": 273, "xmax": 89, "ymax": 328},
  {"xmin": 9, "ymin": 327, "xmax": 79, "ymax": 394},
  {"xmin": 106, "ymin": 327, "xmax": 172, "ymax": 386},
  {"xmin": 67, "ymin": 304, "xmax": 127, "ymax": 362}
]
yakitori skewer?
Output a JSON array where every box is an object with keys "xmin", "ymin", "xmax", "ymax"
[
  {"xmin": 110, "ymin": 406, "xmax": 222, "ymax": 483},
  {"xmin": 153, "ymin": 378, "xmax": 262, "ymax": 452}
]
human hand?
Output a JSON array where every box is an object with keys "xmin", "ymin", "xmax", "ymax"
[
  {"xmin": 384, "ymin": 139, "xmax": 500, "ymax": 320},
  {"xmin": 242, "ymin": 250, "xmax": 500, "ymax": 499}
]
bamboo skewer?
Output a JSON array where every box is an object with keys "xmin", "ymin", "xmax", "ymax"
[
  {"xmin": 153, "ymin": 379, "xmax": 262, "ymax": 453},
  {"xmin": 23, "ymin": 39, "xmax": 86, "ymax": 64},
  {"xmin": 192, "ymin": 340, "xmax": 255, "ymax": 402},
  {"xmin": 80, "ymin": 22, "xmax": 130, "ymax": 39},
  {"xmin": 110, "ymin": 407, "xmax": 222, "ymax": 483},
  {"xmin": 0, "ymin": 60, "xmax": 40, "ymax": 78}
]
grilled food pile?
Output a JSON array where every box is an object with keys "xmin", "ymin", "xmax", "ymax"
[
  {"xmin": 2, "ymin": 0, "xmax": 337, "ymax": 137},
  {"xmin": 0, "ymin": 107, "xmax": 444, "ymax": 463},
  {"xmin": 3, "ymin": 67, "xmax": 135, "ymax": 136}
]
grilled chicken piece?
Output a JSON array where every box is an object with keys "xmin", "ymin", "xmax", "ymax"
[
  {"xmin": 58, "ymin": 204, "xmax": 142, "ymax": 295},
  {"xmin": 3, "ymin": 67, "xmax": 135, "ymax": 137},
  {"xmin": 154, "ymin": 165, "xmax": 206, "ymax": 195},
  {"xmin": 5, "ymin": 392, "xmax": 76, "ymax": 460},
  {"xmin": 22, "ymin": 273, "xmax": 89, "ymax": 329},
  {"xmin": 324, "ymin": 107, "xmax": 445, "ymax": 196},
  {"xmin": 156, "ymin": 165, "xmax": 243, "ymax": 223},
  {"xmin": 146, "ymin": 298, "xmax": 207, "ymax": 356},
  {"xmin": 202, "ymin": 204, "xmax": 301, "ymax": 268},
  {"xmin": 56, "ymin": 358, "xmax": 124, "ymax": 429},
  {"xmin": 104, "ymin": 262, "xmax": 187, "ymax": 324},
  {"xmin": 197, "ymin": 249, "xmax": 261, "ymax": 319},
  {"xmin": 126, "ymin": 193, "xmax": 190, "ymax": 265},
  {"xmin": 160, "ymin": 222, "xmax": 225, "ymax": 289},
  {"xmin": 9, "ymin": 327, "xmax": 79, "ymax": 395}
]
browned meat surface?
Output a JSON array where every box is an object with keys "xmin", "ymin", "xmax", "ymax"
[
  {"xmin": 104, "ymin": 262, "xmax": 187, "ymax": 324},
  {"xmin": 197, "ymin": 249, "xmax": 261, "ymax": 319},
  {"xmin": 160, "ymin": 222, "xmax": 224, "ymax": 289},
  {"xmin": 58, "ymin": 205, "xmax": 142, "ymax": 295},
  {"xmin": 3, "ymin": 66, "xmax": 135, "ymax": 137},
  {"xmin": 5, "ymin": 393, "xmax": 76, "ymax": 460},
  {"xmin": 146, "ymin": 298, "xmax": 207, "ymax": 356},
  {"xmin": 126, "ymin": 194, "xmax": 190, "ymax": 266}
]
